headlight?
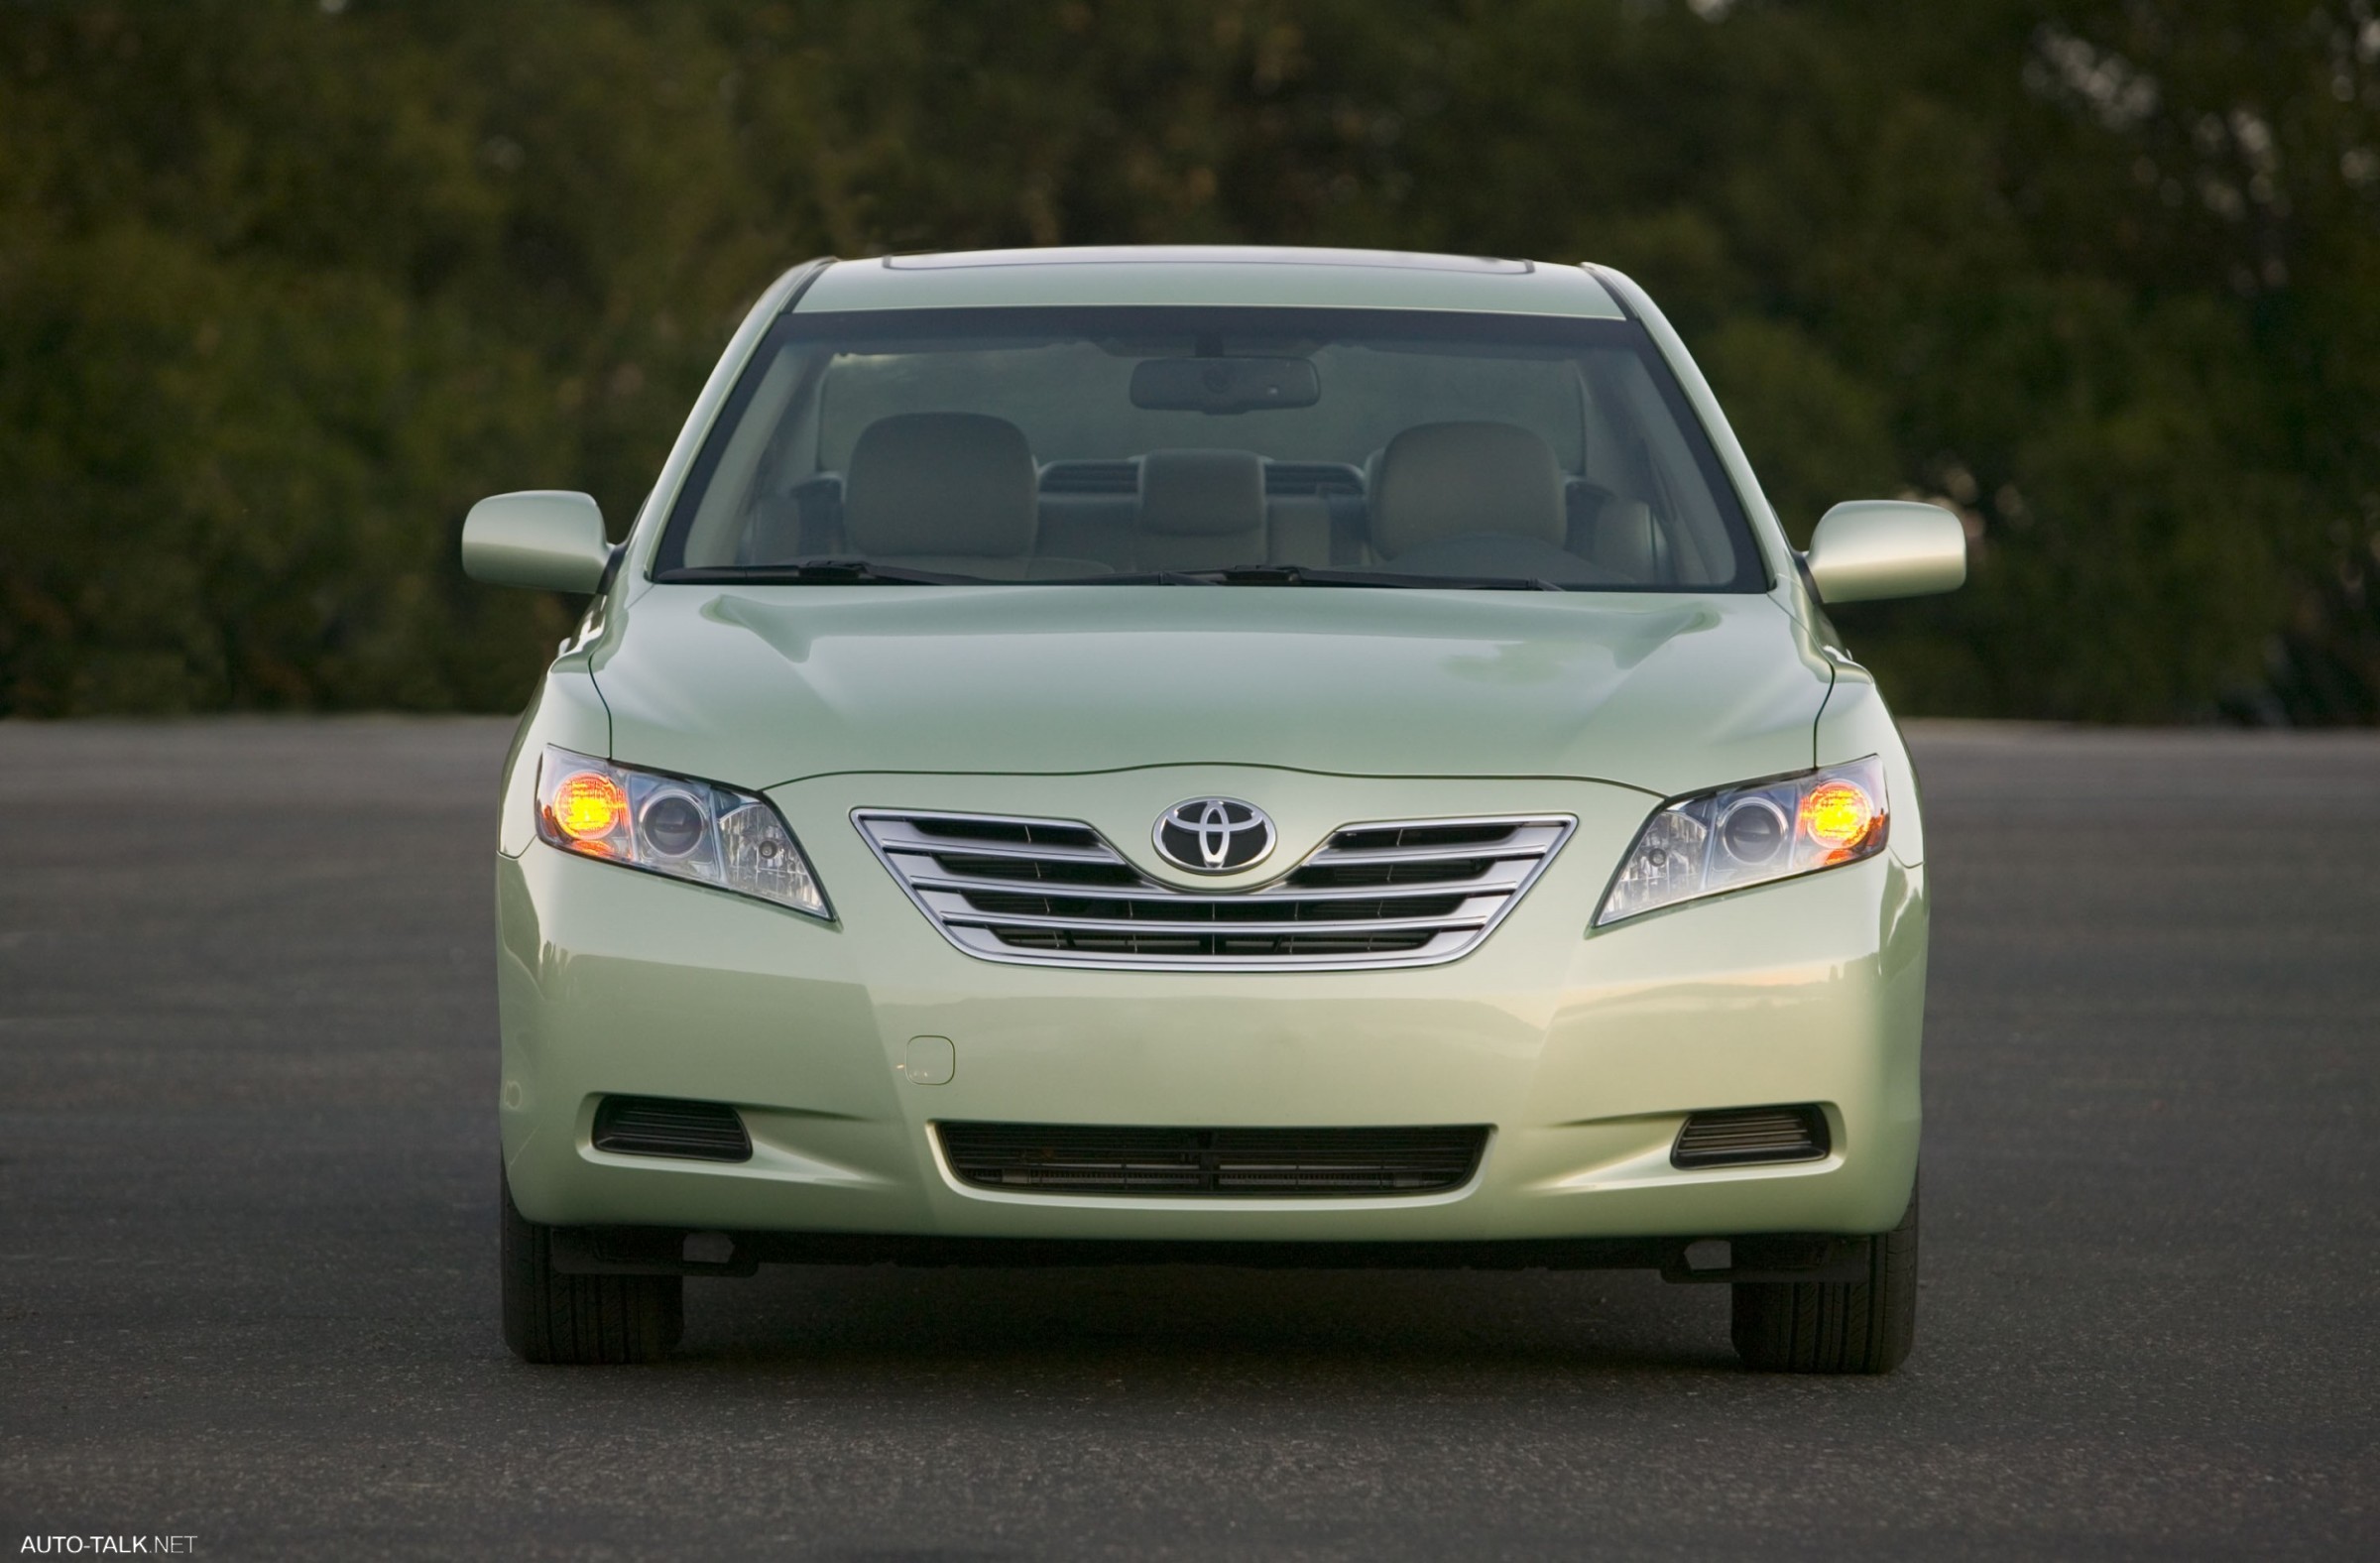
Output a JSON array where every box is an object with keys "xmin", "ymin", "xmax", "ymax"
[
  {"xmin": 534, "ymin": 745, "xmax": 830, "ymax": 918},
  {"xmin": 1594, "ymin": 755, "xmax": 1888, "ymax": 927}
]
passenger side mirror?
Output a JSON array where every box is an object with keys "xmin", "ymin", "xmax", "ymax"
[
  {"xmin": 1804, "ymin": 500, "xmax": 1966, "ymax": 604},
  {"xmin": 461, "ymin": 491, "xmax": 612, "ymax": 593}
]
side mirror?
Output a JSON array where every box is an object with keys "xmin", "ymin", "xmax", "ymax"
[
  {"xmin": 461, "ymin": 491, "xmax": 611, "ymax": 593},
  {"xmin": 1804, "ymin": 500, "xmax": 1966, "ymax": 604}
]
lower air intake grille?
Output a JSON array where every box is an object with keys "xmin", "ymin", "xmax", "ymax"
[
  {"xmin": 1671, "ymin": 1105, "xmax": 1830, "ymax": 1169},
  {"xmin": 592, "ymin": 1095, "xmax": 753, "ymax": 1162},
  {"xmin": 938, "ymin": 1123, "xmax": 1488, "ymax": 1196}
]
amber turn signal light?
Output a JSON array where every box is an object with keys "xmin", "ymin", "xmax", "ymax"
[
  {"xmin": 1800, "ymin": 778, "xmax": 1879, "ymax": 856},
  {"xmin": 549, "ymin": 771, "xmax": 629, "ymax": 842}
]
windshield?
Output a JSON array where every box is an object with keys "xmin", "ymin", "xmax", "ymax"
[{"xmin": 654, "ymin": 306, "xmax": 1765, "ymax": 591}]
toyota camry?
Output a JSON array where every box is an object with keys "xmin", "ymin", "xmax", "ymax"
[{"xmin": 464, "ymin": 245, "xmax": 1965, "ymax": 1371}]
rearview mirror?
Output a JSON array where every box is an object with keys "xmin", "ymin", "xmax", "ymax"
[
  {"xmin": 1130, "ymin": 356, "xmax": 1320, "ymax": 414},
  {"xmin": 461, "ymin": 491, "xmax": 611, "ymax": 593},
  {"xmin": 1804, "ymin": 501, "xmax": 1966, "ymax": 604}
]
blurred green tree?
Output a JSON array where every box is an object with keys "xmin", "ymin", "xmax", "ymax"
[{"xmin": 0, "ymin": 0, "xmax": 2372, "ymax": 720}]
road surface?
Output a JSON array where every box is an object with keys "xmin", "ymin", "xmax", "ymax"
[{"xmin": 1, "ymin": 718, "xmax": 2373, "ymax": 1558}]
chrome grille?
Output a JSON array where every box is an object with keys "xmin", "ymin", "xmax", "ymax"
[{"xmin": 854, "ymin": 808, "xmax": 1575, "ymax": 971}]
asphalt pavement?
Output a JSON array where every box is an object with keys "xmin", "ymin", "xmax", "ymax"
[{"xmin": 1, "ymin": 717, "xmax": 2374, "ymax": 1560}]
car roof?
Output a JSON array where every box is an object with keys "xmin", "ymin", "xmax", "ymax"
[{"xmin": 793, "ymin": 245, "xmax": 1626, "ymax": 318}]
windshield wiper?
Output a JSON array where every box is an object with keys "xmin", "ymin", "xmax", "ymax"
[
  {"xmin": 656, "ymin": 559, "xmax": 994, "ymax": 585},
  {"xmin": 1177, "ymin": 565, "xmax": 1567, "ymax": 591},
  {"xmin": 662, "ymin": 560, "xmax": 1570, "ymax": 590}
]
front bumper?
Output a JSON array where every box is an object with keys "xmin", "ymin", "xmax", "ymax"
[{"xmin": 497, "ymin": 768, "xmax": 1927, "ymax": 1246}]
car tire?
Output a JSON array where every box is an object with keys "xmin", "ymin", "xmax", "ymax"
[
  {"xmin": 1730, "ymin": 1176, "xmax": 1918, "ymax": 1374},
  {"xmin": 501, "ymin": 1170, "xmax": 683, "ymax": 1365}
]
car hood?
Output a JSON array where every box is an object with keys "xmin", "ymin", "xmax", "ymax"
[{"xmin": 590, "ymin": 584, "xmax": 1832, "ymax": 797}]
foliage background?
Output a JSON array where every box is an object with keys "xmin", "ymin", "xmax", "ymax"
[{"xmin": 3, "ymin": 0, "xmax": 2376, "ymax": 722}]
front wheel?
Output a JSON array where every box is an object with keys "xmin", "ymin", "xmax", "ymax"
[
  {"xmin": 501, "ymin": 1170, "xmax": 682, "ymax": 1364},
  {"xmin": 1731, "ymin": 1177, "xmax": 1918, "ymax": 1374}
]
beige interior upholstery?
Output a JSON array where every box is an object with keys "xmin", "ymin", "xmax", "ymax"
[
  {"xmin": 1136, "ymin": 449, "xmax": 1266, "ymax": 570},
  {"xmin": 1586, "ymin": 495, "xmax": 1658, "ymax": 581},
  {"xmin": 1370, "ymin": 421, "xmax": 1566, "ymax": 559},
  {"xmin": 845, "ymin": 413, "xmax": 1040, "ymax": 574},
  {"xmin": 1263, "ymin": 496, "xmax": 1331, "ymax": 566}
]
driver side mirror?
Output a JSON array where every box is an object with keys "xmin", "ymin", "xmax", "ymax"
[
  {"xmin": 460, "ymin": 491, "xmax": 612, "ymax": 593},
  {"xmin": 1804, "ymin": 500, "xmax": 1966, "ymax": 604}
]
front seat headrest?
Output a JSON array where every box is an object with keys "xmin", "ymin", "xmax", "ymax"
[
  {"xmin": 1370, "ymin": 421, "xmax": 1565, "ymax": 559},
  {"xmin": 1139, "ymin": 449, "xmax": 1266, "ymax": 538},
  {"xmin": 845, "ymin": 413, "xmax": 1037, "ymax": 558}
]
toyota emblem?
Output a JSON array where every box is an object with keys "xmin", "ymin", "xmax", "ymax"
[{"xmin": 1152, "ymin": 797, "xmax": 1276, "ymax": 875}]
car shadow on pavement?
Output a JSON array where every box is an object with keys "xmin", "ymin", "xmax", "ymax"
[{"xmin": 665, "ymin": 1260, "xmax": 1740, "ymax": 1381}]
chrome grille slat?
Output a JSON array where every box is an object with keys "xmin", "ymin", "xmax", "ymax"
[
  {"xmin": 855, "ymin": 808, "xmax": 1575, "ymax": 972},
  {"xmin": 940, "ymin": 922, "xmax": 1477, "ymax": 951},
  {"xmin": 1303, "ymin": 825, "xmax": 1568, "ymax": 865},
  {"xmin": 871, "ymin": 833, "xmax": 1126, "ymax": 865},
  {"xmin": 924, "ymin": 904, "xmax": 1499, "ymax": 937},
  {"xmin": 897, "ymin": 857, "xmax": 1537, "ymax": 902}
]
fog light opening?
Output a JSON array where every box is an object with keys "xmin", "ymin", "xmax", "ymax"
[{"xmin": 1671, "ymin": 1105, "xmax": 1830, "ymax": 1169}]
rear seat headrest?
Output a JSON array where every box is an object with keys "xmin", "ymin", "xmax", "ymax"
[
  {"xmin": 845, "ymin": 413, "xmax": 1037, "ymax": 557},
  {"xmin": 1138, "ymin": 449, "xmax": 1266, "ymax": 537},
  {"xmin": 1371, "ymin": 421, "xmax": 1565, "ymax": 558}
]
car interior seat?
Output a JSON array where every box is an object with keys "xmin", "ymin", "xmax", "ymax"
[
  {"xmin": 1134, "ymin": 449, "xmax": 1267, "ymax": 572},
  {"xmin": 738, "ymin": 474, "xmax": 843, "ymax": 564},
  {"xmin": 1574, "ymin": 490, "xmax": 1659, "ymax": 581},
  {"xmin": 844, "ymin": 412, "xmax": 1104, "ymax": 578},
  {"xmin": 1369, "ymin": 421, "xmax": 1568, "ymax": 564}
]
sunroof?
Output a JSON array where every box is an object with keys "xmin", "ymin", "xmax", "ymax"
[{"xmin": 883, "ymin": 246, "xmax": 1532, "ymax": 274}]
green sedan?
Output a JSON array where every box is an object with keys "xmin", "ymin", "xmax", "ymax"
[{"xmin": 464, "ymin": 246, "xmax": 1965, "ymax": 1371}]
